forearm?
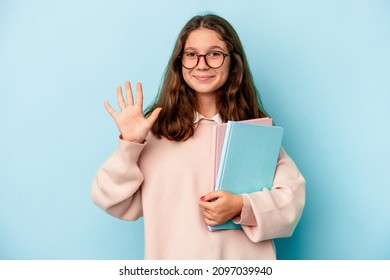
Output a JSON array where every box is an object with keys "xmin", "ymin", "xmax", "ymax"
[
  {"xmin": 234, "ymin": 148, "xmax": 306, "ymax": 242},
  {"xmin": 91, "ymin": 139, "xmax": 145, "ymax": 220}
]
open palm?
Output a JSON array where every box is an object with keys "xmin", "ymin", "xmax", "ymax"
[{"xmin": 104, "ymin": 81, "xmax": 162, "ymax": 143}]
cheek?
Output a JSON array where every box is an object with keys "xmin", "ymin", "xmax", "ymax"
[
  {"xmin": 182, "ymin": 69, "xmax": 191, "ymax": 84},
  {"xmin": 219, "ymin": 68, "xmax": 230, "ymax": 85},
  {"xmin": 220, "ymin": 62, "xmax": 230, "ymax": 81}
]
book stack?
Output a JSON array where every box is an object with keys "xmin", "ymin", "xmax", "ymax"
[{"xmin": 209, "ymin": 118, "xmax": 284, "ymax": 231}]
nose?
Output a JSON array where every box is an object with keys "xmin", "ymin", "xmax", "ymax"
[{"xmin": 196, "ymin": 54, "xmax": 209, "ymax": 69}]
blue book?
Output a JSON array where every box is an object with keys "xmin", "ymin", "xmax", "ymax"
[{"xmin": 209, "ymin": 121, "xmax": 284, "ymax": 231}]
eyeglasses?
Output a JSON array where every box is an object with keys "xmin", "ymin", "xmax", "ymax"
[{"xmin": 179, "ymin": 51, "xmax": 230, "ymax": 69}]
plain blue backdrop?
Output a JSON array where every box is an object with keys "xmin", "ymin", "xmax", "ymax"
[{"xmin": 0, "ymin": 0, "xmax": 389, "ymax": 259}]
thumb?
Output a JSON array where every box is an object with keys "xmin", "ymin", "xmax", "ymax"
[{"xmin": 147, "ymin": 107, "xmax": 162, "ymax": 126}]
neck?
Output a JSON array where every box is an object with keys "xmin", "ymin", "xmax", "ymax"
[{"xmin": 196, "ymin": 92, "xmax": 218, "ymax": 118}]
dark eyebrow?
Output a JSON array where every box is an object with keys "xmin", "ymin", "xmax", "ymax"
[{"xmin": 183, "ymin": 46, "xmax": 227, "ymax": 53}]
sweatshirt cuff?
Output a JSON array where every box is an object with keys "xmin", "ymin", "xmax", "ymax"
[
  {"xmin": 118, "ymin": 137, "xmax": 146, "ymax": 160},
  {"xmin": 232, "ymin": 194, "xmax": 257, "ymax": 226}
]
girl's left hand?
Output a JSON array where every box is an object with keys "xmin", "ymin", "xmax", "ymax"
[{"xmin": 198, "ymin": 191, "xmax": 243, "ymax": 226}]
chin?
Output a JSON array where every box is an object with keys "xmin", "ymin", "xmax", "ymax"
[{"xmin": 191, "ymin": 84, "xmax": 220, "ymax": 94}]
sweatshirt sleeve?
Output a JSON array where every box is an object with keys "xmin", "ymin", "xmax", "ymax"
[
  {"xmin": 91, "ymin": 139, "xmax": 145, "ymax": 221},
  {"xmin": 232, "ymin": 148, "xmax": 305, "ymax": 242}
]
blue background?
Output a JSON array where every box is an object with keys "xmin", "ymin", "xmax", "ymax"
[{"xmin": 1, "ymin": 0, "xmax": 389, "ymax": 260}]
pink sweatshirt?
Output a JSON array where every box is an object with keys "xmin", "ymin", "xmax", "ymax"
[{"xmin": 91, "ymin": 119, "xmax": 305, "ymax": 259}]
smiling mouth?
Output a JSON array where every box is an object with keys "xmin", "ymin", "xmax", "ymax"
[{"xmin": 194, "ymin": 75, "xmax": 214, "ymax": 81}]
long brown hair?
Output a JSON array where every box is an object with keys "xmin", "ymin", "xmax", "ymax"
[{"xmin": 145, "ymin": 14, "xmax": 269, "ymax": 141}]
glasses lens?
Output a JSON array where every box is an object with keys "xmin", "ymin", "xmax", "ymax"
[
  {"xmin": 205, "ymin": 51, "xmax": 224, "ymax": 68},
  {"xmin": 182, "ymin": 52, "xmax": 198, "ymax": 69}
]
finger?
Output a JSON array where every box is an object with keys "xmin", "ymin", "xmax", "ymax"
[
  {"xmin": 117, "ymin": 86, "xmax": 126, "ymax": 111},
  {"xmin": 202, "ymin": 191, "xmax": 224, "ymax": 202},
  {"xmin": 135, "ymin": 82, "xmax": 143, "ymax": 108},
  {"xmin": 104, "ymin": 101, "xmax": 118, "ymax": 119},
  {"xmin": 199, "ymin": 199, "xmax": 215, "ymax": 211},
  {"xmin": 203, "ymin": 210, "xmax": 214, "ymax": 221},
  {"xmin": 205, "ymin": 218, "xmax": 218, "ymax": 227},
  {"xmin": 147, "ymin": 107, "xmax": 162, "ymax": 126},
  {"xmin": 125, "ymin": 81, "xmax": 134, "ymax": 106}
]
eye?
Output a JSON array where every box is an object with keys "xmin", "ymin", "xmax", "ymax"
[
  {"xmin": 207, "ymin": 51, "xmax": 223, "ymax": 58},
  {"xmin": 184, "ymin": 51, "xmax": 197, "ymax": 58}
]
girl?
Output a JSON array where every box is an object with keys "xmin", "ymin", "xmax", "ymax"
[{"xmin": 92, "ymin": 14, "xmax": 305, "ymax": 259}]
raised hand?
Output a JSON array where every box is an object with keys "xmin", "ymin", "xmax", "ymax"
[{"xmin": 104, "ymin": 81, "xmax": 162, "ymax": 143}]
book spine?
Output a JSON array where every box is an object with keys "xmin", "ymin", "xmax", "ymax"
[
  {"xmin": 215, "ymin": 121, "xmax": 234, "ymax": 191},
  {"xmin": 210, "ymin": 125, "xmax": 218, "ymax": 190}
]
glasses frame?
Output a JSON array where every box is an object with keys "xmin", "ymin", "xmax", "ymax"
[{"xmin": 179, "ymin": 51, "xmax": 231, "ymax": 69}]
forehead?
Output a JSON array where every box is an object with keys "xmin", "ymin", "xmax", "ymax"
[{"xmin": 184, "ymin": 28, "xmax": 227, "ymax": 51}]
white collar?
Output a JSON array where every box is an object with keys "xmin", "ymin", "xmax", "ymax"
[{"xmin": 194, "ymin": 111, "xmax": 223, "ymax": 124}]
